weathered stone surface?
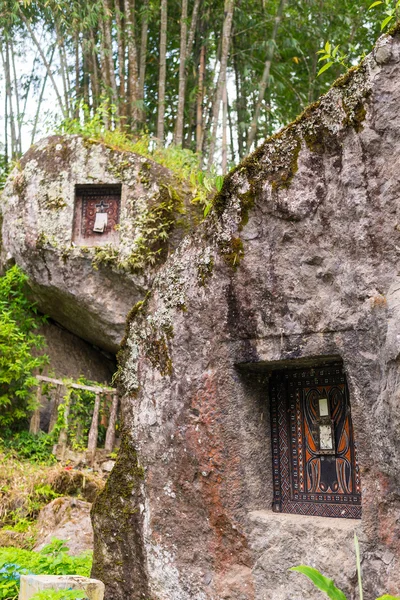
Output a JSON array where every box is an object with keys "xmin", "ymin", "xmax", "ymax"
[
  {"xmin": 0, "ymin": 135, "xmax": 195, "ymax": 352},
  {"xmin": 39, "ymin": 321, "xmax": 115, "ymax": 382},
  {"xmin": 34, "ymin": 497, "xmax": 93, "ymax": 555},
  {"xmin": 249, "ymin": 511, "xmax": 358, "ymax": 600},
  {"xmin": 19, "ymin": 575, "xmax": 104, "ymax": 600},
  {"xmin": 92, "ymin": 30, "xmax": 400, "ymax": 600}
]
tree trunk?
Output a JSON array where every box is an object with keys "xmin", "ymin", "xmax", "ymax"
[
  {"xmin": 124, "ymin": 0, "xmax": 140, "ymax": 126},
  {"xmin": 222, "ymin": 82, "xmax": 228, "ymax": 174},
  {"xmin": 233, "ymin": 39, "xmax": 244, "ymax": 159},
  {"xmin": 89, "ymin": 31, "xmax": 101, "ymax": 111},
  {"xmin": 138, "ymin": 0, "xmax": 149, "ymax": 123},
  {"xmin": 103, "ymin": 0, "xmax": 119, "ymax": 119},
  {"xmin": 20, "ymin": 11, "xmax": 66, "ymax": 117},
  {"xmin": 114, "ymin": 0, "xmax": 126, "ymax": 117},
  {"xmin": 4, "ymin": 42, "xmax": 17, "ymax": 159},
  {"xmin": 74, "ymin": 33, "xmax": 81, "ymax": 118},
  {"xmin": 196, "ymin": 44, "xmax": 205, "ymax": 154},
  {"xmin": 246, "ymin": 0, "xmax": 286, "ymax": 152},
  {"xmin": 31, "ymin": 45, "xmax": 56, "ymax": 145},
  {"xmin": 82, "ymin": 40, "xmax": 90, "ymax": 110},
  {"xmin": 174, "ymin": 0, "xmax": 188, "ymax": 146},
  {"xmin": 157, "ymin": 0, "xmax": 168, "ymax": 144},
  {"xmin": 10, "ymin": 40, "xmax": 21, "ymax": 155},
  {"xmin": 227, "ymin": 92, "xmax": 235, "ymax": 164},
  {"xmin": 207, "ymin": 0, "xmax": 235, "ymax": 170},
  {"xmin": 55, "ymin": 21, "xmax": 70, "ymax": 118}
]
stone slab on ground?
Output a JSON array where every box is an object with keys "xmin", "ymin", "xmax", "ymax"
[
  {"xmin": 19, "ymin": 575, "xmax": 104, "ymax": 600},
  {"xmin": 248, "ymin": 510, "xmax": 359, "ymax": 600}
]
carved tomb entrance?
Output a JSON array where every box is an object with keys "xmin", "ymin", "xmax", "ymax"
[
  {"xmin": 73, "ymin": 184, "xmax": 122, "ymax": 246},
  {"xmin": 270, "ymin": 362, "xmax": 361, "ymax": 519}
]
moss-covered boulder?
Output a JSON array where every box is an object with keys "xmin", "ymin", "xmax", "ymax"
[
  {"xmin": 0, "ymin": 135, "xmax": 197, "ymax": 352},
  {"xmin": 92, "ymin": 32, "xmax": 400, "ymax": 600}
]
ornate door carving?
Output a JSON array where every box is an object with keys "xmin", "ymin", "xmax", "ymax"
[
  {"xmin": 73, "ymin": 185, "xmax": 121, "ymax": 246},
  {"xmin": 270, "ymin": 363, "xmax": 361, "ymax": 519}
]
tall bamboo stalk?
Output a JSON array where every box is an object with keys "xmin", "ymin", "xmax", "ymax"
[
  {"xmin": 207, "ymin": 0, "xmax": 235, "ymax": 170},
  {"xmin": 138, "ymin": 0, "xmax": 149, "ymax": 124},
  {"xmin": 196, "ymin": 44, "xmax": 205, "ymax": 154},
  {"xmin": 174, "ymin": 0, "xmax": 188, "ymax": 146},
  {"xmin": 20, "ymin": 11, "xmax": 66, "ymax": 117},
  {"xmin": 124, "ymin": 0, "xmax": 140, "ymax": 126},
  {"xmin": 157, "ymin": 0, "xmax": 168, "ymax": 143},
  {"xmin": 246, "ymin": 0, "xmax": 286, "ymax": 152}
]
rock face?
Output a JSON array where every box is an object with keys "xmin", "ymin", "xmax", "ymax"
[
  {"xmin": 0, "ymin": 135, "xmax": 196, "ymax": 352},
  {"xmin": 92, "ymin": 30, "xmax": 400, "ymax": 600},
  {"xmin": 34, "ymin": 497, "xmax": 93, "ymax": 555}
]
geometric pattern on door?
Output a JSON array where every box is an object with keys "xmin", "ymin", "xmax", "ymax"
[{"xmin": 270, "ymin": 363, "xmax": 361, "ymax": 519}]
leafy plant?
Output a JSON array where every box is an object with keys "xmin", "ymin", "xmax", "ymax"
[
  {"xmin": 0, "ymin": 539, "xmax": 92, "ymax": 600},
  {"xmin": 317, "ymin": 41, "xmax": 349, "ymax": 76},
  {"xmin": 0, "ymin": 266, "xmax": 48, "ymax": 435},
  {"xmin": 58, "ymin": 102, "xmax": 217, "ymax": 212},
  {"xmin": 31, "ymin": 591, "xmax": 87, "ymax": 600},
  {"xmin": 2, "ymin": 432, "xmax": 56, "ymax": 465},
  {"xmin": 54, "ymin": 378, "xmax": 109, "ymax": 451},
  {"xmin": 368, "ymin": 0, "xmax": 400, "ymax": 30},
  {"xmin": 290, "ymin": 534, "xmax": 400, "ymax": 600}
]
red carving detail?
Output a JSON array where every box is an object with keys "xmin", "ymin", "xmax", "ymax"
[{"xmin": 270, "ymin": 364, "xmax": 361, "ymax": 519}]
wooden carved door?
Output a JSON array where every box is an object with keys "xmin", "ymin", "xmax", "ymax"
[
  {"xmin": 73, "ymin": 185, "xmax": 121, "ymax": 246},
  {"xmin": 270, "ymin": 363, "xmax": 361, "ymax": 519}
]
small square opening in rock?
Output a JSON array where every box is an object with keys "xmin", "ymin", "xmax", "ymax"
[{"xmin": 73, "ymin": 184, "xmax": 122, "ymax": 246}]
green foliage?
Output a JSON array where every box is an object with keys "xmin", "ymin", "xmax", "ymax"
[
  {"xmin": 54, "ymin": 378, "xmax": 109, "ymax": 451},
  {"xmin": 290, "ymin": 566, "xmax": 347, "ymax": 600},
  {"xmin": 290, "ymin": 535, "xmax": 400, "ymax": 600},
  {"xmin": 0, "ymin": 266, "xmax": 48, "ymax": 435},
  {"xmin": 0, "ymin": 539, "xmax": 92, "ymax": 600},
  {"xmin": 58, "ymin": 103, "xmax": 217, "ymax": 211},
  {"xmin": 2, "ymin": 432, "xmax": 56, "ymax": 464},
  {"xmin": 31, "ymin": 591, "xmax": 87, "ymax": 600},
  {"xmin": 369, "ymin": 0, "xmax": 400, "ymax": 30},
  {"xmin": 317, "ymin": 41, "xmax": 349, "ymax": 76}
]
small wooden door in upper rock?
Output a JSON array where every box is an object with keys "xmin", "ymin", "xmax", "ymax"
[{"xmin": 270, "ymin": 363, "xmax": 361, "ymax": 519}]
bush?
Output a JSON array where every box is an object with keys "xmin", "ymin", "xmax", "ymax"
[
  {"xmin": 0, "ymin": 539, "xmax": 92, "ymax": 600},
  {"xmin": 2, "ymin": 432, "xmax": 56, "ymax": 465},
  {"xmin": 0, "ymin": 266, "xmax": 48, "ymax": 435}
]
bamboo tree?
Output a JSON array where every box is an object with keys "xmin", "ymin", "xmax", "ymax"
[
  {"xmin": 196, "ymin": 43, "xmax": 205, "ymax": 154},
  {"xmin": 157, "ymin": 0, "xmax": 168, "ymax": 143},
  {"xmin": 138, "ymin": 0, "xmax": 149, "ymax": 123},
  {"xmin": 19, "ymin": 10, "xmax": 66, "ymax": 117},
  {"xmin": 31, "ymin": 45, "xmax": 56, "ymax": 145},
  {"xmin": 246, "ymin": 0, "xmax": 287, "ymax": 152},
  {"xmin": 10, "ymin": 40, "xmax": 21, "ymax": 155},
  {"xmin": 114, "ymin": 0, "xmax": 126, "ymax": 116},
  {"xmin": 207, "ymin": 0, "xmax": 235, "ymax": 170},
  {"xmin": 174, "ymin": 0, "xmax": 188, "ymax": 146},
  {"xmin": 124, "ymin": 0, "xmax": 140, "ymax": 126},
  {"xmin": 102, "ymin": 0, "xmax": 119, "ymax": 118}
]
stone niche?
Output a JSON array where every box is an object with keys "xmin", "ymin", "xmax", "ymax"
[
  {"xmin": 0, "ymin": 135, "xmax": 195, "ymax": 353},
  {"xmin": 72, "ymin": 184, "xmax": 122, "ymax": 247},
  {"xmin": 91, "ymin": 30, "xmax": 400, "ymax": 600}
]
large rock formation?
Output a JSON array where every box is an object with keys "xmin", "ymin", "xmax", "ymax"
[
  {"xmin": 0, "ymin": 135, "xmax": 196, "ymax": 352},
  {"xmin": 92, "ymin": 30, "xmax": 400, "ymax": 600}
]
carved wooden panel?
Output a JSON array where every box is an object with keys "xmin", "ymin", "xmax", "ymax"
[
  {"xmin": 270, "ymin": 364, "xmax": 361, "ymax": 519},
  {"xmin": 73, "ymin": 185, "xmax": 121, "ymax": 246}
]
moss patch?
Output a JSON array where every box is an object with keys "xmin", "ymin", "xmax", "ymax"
[{"xmin": 222, "ymin": 237, "xmax": 244, "ymax": 269}]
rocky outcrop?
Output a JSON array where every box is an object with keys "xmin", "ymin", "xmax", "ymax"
[
  {"xmin": 0, "ymin": 136, "xmax": 197, "ymax": 352},
  {"xmin": 92, "ymin": 30, "xmax": 400, "ymax": 600},
  {"xmin": 34, "ymin": 497, "xmax": 93, "ymax": 556}
]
